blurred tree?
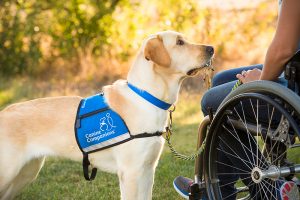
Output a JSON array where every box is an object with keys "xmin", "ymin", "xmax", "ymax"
[
  {"xmin": 0, "ymin": 0, "xmax": 42, "ymax": 75},
  {"xmin": 0, "ymin": 0, "xmax": 120, "ymax": 76}
]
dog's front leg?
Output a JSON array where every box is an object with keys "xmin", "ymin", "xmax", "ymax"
[{"xmin": 118, "ymin": 165, "xmax": 155, "ymax": 200}]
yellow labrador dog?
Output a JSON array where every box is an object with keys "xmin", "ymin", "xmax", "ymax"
[{"xmin": 0, "ymin": 31, "xmax": 213, "ymax": 200}]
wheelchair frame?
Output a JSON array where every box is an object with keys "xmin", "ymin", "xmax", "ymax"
[{"xmin": 189, "ymin": 51, "xmax": 300, "ymax": 200}]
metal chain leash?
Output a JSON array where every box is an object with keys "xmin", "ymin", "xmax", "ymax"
[
  {"xmin": 164, "ymin": 106, "xmax": 207, "ymax": 161},
  {"xmin": 232, "ymin": 80, "xmax": 242, "ymax": 91},
  {"xmin": 165, "ymin": 79, "xmax": 242, "ymax": 161}
]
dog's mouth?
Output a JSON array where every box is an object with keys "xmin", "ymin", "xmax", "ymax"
[{"xmin": 187, "ymin": 60, "xmax": 213, "ymax": 76}]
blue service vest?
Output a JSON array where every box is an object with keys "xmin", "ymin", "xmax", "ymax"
[
  {"xmin": 74, "ymin": 91, "xmax": 164, "ymax": 181},
  {"xmin": 75, "ymin": 93, "xmax": 131, "ymax": 153}
]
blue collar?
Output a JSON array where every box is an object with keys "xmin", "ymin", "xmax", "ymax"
[{"xmin": 127, "ymin": 82, "xmax": 172, "ymax": 110}]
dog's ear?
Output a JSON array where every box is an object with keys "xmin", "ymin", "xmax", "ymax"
[{"xmin": 144, "ymin": 36, "xmax": 171, "ymax": 67}]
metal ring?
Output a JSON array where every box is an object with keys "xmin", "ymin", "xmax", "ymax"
[{"xmin": 169, "ymin": 105, "xmax": 176, "ymax": 112}]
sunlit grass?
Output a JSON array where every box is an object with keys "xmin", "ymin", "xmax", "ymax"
[
  {"xmin": 0, "ymin": 89, "xmax": 13, "ymax": 107},
  {"xmin": 0, "ymin": 77, "xmax": 37, "ymax": 109}
]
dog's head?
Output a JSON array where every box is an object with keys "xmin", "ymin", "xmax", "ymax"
[{"xmin": 143, "ymin": 30, "xmax": 214, "ymax": 77}]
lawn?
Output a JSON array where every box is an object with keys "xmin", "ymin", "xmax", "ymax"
[{"xmin": 14, "ymin": 92, "xmax": 204, "ymax": 200}]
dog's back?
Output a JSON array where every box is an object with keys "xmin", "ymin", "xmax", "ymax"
[{"xmin": 0, "ymin": 96, "xmax": 82, "ymax": 197}]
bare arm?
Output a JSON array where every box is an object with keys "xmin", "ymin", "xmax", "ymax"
[
  {"xmin": 260, "ymin": 0, "xmax": 300, "ymax": 81},
  {"xmin": 237, "ymin": 0, "xmax": 300, "ymax": 83}
]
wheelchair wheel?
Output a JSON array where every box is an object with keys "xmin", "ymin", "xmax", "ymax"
[{"xmin": 204, "ymin": 81, "xmax": 300, "ymax": 200}]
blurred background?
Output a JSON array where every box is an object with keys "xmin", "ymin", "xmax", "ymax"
[
  {"xmin": 0, "ymin": 0, "xmax": 277, "ymax": 108},
  {"xmin": 0, "ymin": 1, "xmax": 281, "ymax": 199}
]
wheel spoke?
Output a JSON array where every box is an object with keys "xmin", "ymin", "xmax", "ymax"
[
  {"xmin": 249, "ymin": 99, "xmax": 257, "ymax": 120},
  {"xmin": 217, "ymin": 172, "xmax": 250, "ymax": 175},
  {"xmin": 251, "ymin": 181, "xmax": 264, "ymax": 200},
  {"xmin": 263, "ymin": 106, "xmax": 275, "ymax": 162},
  {"xmin": 215, "ymin": 160, "xmax": 250, "ymax": 173},
  {"xmin": 232, "ymin": 104, "xmax": 269, "ymax": 169},
  {"xmin": 275, "ymin": 181, "xmax": 278, "ymax": 200},
  {"xmin": 260, "ymin": 180, "xmax": 271, "ymax": 199},
  {"xmin": 235, "ymin": 103, "xmax": 256, "ymax": 165},
  {"xmin": 261, "ymin": 179, "xmax": 279, "ymax": 199},
  {"xmin": 222, "ymin": 123, "xmax": 267, "ymax": 169},
  {"xmin": 271, "ymin": 147, "xmax": 288, "ymax": 165},
  {"xmin": 217, "ymin": 147, "xmax": 253, "ymax": 171},
  {"xmin": 217, "ymin": 139, "xmax": 254, "ymax": 170},
  {"xmin": 222, "ymin": 181, "xmax": 255, "ymax": 200},
  {"xmin": 256, "ymin": 99, "xmax": 259, "ymax": 168},
  {"xmin": 219, "ymin": 176, "xmax": 251, "ymax": 188},
  {"xmin": 227, "ymin": 113, "xmax": 256, "ymax": 167}
]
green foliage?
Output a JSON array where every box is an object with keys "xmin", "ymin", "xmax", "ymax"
[
  {"xmin": 0, "ymin": 0, "xmax": 120, "ymax": 76},
  {"xmin": 48, "ymin": 0, "xmax": 120, "ymax": 57},
  {"xmin": 0, "ymin": 0, "xmax": 42, "ymax": 75}
]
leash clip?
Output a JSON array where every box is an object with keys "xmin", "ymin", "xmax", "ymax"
[
  {"xmin": 167, "ymin": 105, "xmax": 175, "ymax": 131},
  {"xmin": 164, "ymin": 105, "xmax": 176, "ymax": 140},
  {"xmin": 168, "ymin": 104, "xmax": 176, "ymax": 112}
]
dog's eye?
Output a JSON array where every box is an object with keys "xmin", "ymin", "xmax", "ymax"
[{"xmin": 176, "ymin": 39, "xmax": 184, "ymax": 46}]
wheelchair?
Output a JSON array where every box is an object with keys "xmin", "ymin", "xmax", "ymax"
[{"xmin": 189, "ymin": 51, "xmax": 300, "ymax": 200}]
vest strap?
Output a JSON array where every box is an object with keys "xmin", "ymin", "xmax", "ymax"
[
  {"xmin": 130, "ymin": 131, "xmax": 163, "ymax": 139},
  {"xmin": 81, "ymin": 132, "xmax": 163, "ymax": 181},
  {"xmin": 82, "ymin": 153, "xmax": 98, "ymax": 181}
]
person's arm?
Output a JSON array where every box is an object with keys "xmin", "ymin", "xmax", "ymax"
[
  {"xmin": 260, "ymin": 0, "xmax": 300, "ymax": 81},
  {"xmin": 237, "ymin": 0, "xmax": 300, "ymax": 83}
]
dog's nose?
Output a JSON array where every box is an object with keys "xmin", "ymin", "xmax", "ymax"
[{"xmin": 206, "ymin": 46, "xmax": 214, "ymax": 56}]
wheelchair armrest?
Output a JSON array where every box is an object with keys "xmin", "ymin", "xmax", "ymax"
[
  {"xmin": 284, "ymin": 50, "xmax": 300, "ymax": 83},
  {"xmin": 289, "ymin": 50, "xmax": 300, "ymax": 62}
]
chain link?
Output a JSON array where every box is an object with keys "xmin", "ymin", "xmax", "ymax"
[
  {"xmin": 164, "ymin": 80, "xmax": 242, "ymax": 160},
  {"xmin": 232, "ymin": 80, "xmax": 242, "ymax": 91},
  {"xmin": 164, "ymin": 107, "xmax": 206, "ymax": 161}
]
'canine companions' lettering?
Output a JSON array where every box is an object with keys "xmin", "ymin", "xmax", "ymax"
[{"xmin": 85, "ymin": 130, "xmax": 116, "ymax": 143}]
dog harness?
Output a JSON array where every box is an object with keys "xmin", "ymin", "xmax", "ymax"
[
  {"xmin": 75, "ymin": 94, "xmax": 131, "ymax": 154},
  {"xmin": 74, "ymin": 83, "xmax": 172, "ymax": 181}
]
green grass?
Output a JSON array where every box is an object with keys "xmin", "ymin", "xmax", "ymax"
[{"xmin": 8, "ymin": 91, "xmax": 204, "ymax": 200}]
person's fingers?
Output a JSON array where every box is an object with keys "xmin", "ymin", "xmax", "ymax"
[{"xmin": 236, "ymin": 74, "xmax": 246, "ymax": 83}]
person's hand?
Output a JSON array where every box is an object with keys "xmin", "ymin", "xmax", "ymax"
[{"xmin": 236, "ymin": 68, "xmax": 262, "ymax": 84}]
